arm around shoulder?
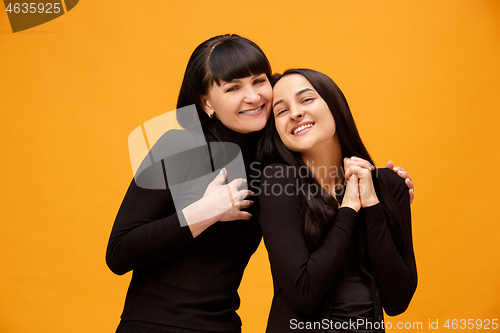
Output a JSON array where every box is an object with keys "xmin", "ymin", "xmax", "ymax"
[{"xmin": 106, "ymin": 130, "xmax": 203, "ymax": 275}]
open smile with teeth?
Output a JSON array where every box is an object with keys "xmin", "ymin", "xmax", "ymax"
[
  {"xmin": 240, "ymin": 105, "xmax": 263, "ymax": 114},
  {"xmin": 293, "ymin": 123, "xmax": 315, "ymax": 135}
]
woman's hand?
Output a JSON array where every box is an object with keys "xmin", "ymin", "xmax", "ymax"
[
  {"xmin": 344, "ymin": 158, "xmax": 379, "ymax": 208},
  {"xmin": 385, "ymin": 160, "xmax": 414, "ymax": 204},
  {"xmin": 343, "ymin": 156, "xmax": 375, "ymax": 172},
  {"xmin": 344, "ymin": 157, "xmax": 414, "ymax": 204},
  {"xmin": 203, "ymin": 168, "xmax": 253, "ymax": 222},
  {"xmin": 183, "ymin": 168, "xmax": 252, "ymax": 238},
  {"xmin": 340, "ymin": 172, "xmax": 361, "ymax": 212}
]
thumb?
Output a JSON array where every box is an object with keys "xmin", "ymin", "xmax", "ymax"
[
  {"xmin": 208, "ymin": 168, "xmax": 227, "ymax": 188},
  {"xmin": 385, "ymin": 160, "xmax": 394, "ymax": 169},
  {"xmin": 346, "ymin": 173, "xmax": 359, "ymax": 195}
]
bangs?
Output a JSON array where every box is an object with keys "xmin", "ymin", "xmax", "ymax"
[{"xmin": 208, "ymin": 39, "xmax": 271, "ymax": 85}]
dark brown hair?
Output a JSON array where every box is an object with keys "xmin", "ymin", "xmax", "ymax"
[{"xmin": 176, "ymin": 34, "xmax": 272, "ymax": 139}]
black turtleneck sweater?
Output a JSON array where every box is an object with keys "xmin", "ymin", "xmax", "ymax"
[
  {"xmin": 106, "ymin": 118, "xmax": 264, "ymax": 332},
  {"xmin": 259, "ymin": 165, "xmax": 417, "ymax": 333}
]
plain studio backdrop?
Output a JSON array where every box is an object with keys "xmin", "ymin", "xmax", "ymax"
[{"xmin": 1, "ymin": 1, "xmax": 499, "ymax": 332}]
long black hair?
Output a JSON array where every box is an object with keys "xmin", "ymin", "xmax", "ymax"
[
  {"xmin": 260, "ymin": 69, "xmax": 408, "ymax": 252},
  {"xmin": 176, "ymin": 34, "xmax": 272, "ymax": 141}
]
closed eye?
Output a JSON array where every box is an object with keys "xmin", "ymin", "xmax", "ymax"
[
  {"xmin": 302, "ymin": 97, "xmax": 314, "ymax": 103},
  {"xmin": 276, "ymin": 109, "xmax": 287, "ymax": 116}
]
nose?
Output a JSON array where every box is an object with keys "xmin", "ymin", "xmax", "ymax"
[
  {"xmin": 243, "ymin": 86, "xmax": 260, "ymax": 104},
  {"xmin": 289, "ymin": 104, "xmax": 305, "ymax": 121}
]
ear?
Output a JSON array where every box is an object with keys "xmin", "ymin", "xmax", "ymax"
[{"xmin": 200, "ymin": 96, "xmax": 213, "ymax": 116}]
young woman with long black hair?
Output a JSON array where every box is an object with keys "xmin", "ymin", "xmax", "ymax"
[
  {"xmin": 259, "ymin": 69, "xmax": 417, "ymax": 332},
  {"xmin": 106, "ymin": 35, "xmax": 414, "ymax": 333}
]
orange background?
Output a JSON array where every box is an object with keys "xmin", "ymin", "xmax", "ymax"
[{"xmin": 1, "ymin": 0, "xmax": 499, "ymax": 332}]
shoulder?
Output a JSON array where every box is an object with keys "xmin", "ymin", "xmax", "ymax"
[
  {"xmin": 376, "ymin": 167, "xmax": 408, "ymax": 201},
  {"xmin": 259, "ymin": 164, "xmax": 304, "ymax": 212},
  {"xmin": 150, "ymin": 129, "xmax": 206, "ymax": 157},
  {"xmin": 261, "ymin": 163, "xmax": 301, "ymax": 183},
  {"xmin": 259, "ymin": 163, "xmax": 308, "ymax": 203},
  {"xmin": 133, "ymin": 130, "xmax": 206, "ymax": 189}
]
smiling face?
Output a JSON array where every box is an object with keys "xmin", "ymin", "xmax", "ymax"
[
  {"xmin": 272, "ymin": 74, "xmax": 338, "ymax": 155},
  {"xmin": 201, "ymin": 73, "xmax": 273, "ymax": 134}
]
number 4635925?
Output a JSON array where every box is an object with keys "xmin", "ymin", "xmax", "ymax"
[
  {"xmin": 444, "ymin": 319, "xmax": 498, "ymax": 330},
  {"xmin": 5, "ymin": 3, "xmax": 62, "ymax": 14}
]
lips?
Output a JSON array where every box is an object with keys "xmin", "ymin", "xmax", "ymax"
[
  {"xmin": 291, "ymin": 121, "xmax": 315, "ymax": 135},
  {"xmin": 239, "ymin": 104, "xmax": 264, "ymax": 115}
]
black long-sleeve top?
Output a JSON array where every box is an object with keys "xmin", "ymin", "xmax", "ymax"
[
  {"xmin": 106, "ymin": 118, "xmax": 263, "ymax": 332},
  {"xmin": 259, "ymin": 164, "xmax": 417, "ymax": 333}
]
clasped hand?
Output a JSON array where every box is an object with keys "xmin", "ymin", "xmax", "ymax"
[{"xmin": 340, "ymin": 157, "xmax": 380, "ymax": 212}]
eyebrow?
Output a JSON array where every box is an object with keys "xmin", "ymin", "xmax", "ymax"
[
  {"xmin": 222, "ymin": 74, "xmax": 263, "ymax": 87},
  {"xmin": 273, "ymin": 88, "xmax": 315, "ymax": 108}
]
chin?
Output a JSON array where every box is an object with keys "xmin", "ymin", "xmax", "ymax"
[
  {"xmin": 246, "ymin": 123, "xmax": 267, "ymax": 133},
  {"xmin": 246, "ymin": 116, "xmax": 269, "ymax": 132},
  {"xmin": 287, "ymin": 142, "xmax": 314, "ymax": 154}
]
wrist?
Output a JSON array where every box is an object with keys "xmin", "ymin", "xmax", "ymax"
[
  {"xmin": 362, "ymin": 196, "xmax": 379, "ymax": 208},
  {"xmin": 341, "ymin": 201, "xmax": 360, "ymax": 213},
  {"xmin": 183, "ymin": 199, "xmax": 218, "ymax": 227}
]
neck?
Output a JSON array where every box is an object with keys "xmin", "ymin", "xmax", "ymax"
[
  {"xmin": 204, "ymin": 117, "xmax": 264, "ymax": 148},
  {"xmin": 301, "ymin": 134, "xmax": 343, "ymax": 195}
]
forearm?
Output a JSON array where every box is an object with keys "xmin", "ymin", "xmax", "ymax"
[
  {"xmin": 262, "ymin": 206, "xmax": 358, "ymax": 314},
  {"xmin": 106, "ymin": 212, "xmax": 194, "ymax": 275},
  {"xmin": 183, "ymin": 198, "xmax": 219, "ymax": 238},
  {"xmin": 106, "ymin": 179, "xmax": 195, "ymax": 275},
  {"xmin": 363, "ymin": 204, "xmax": 417, "ymax": 315}
]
